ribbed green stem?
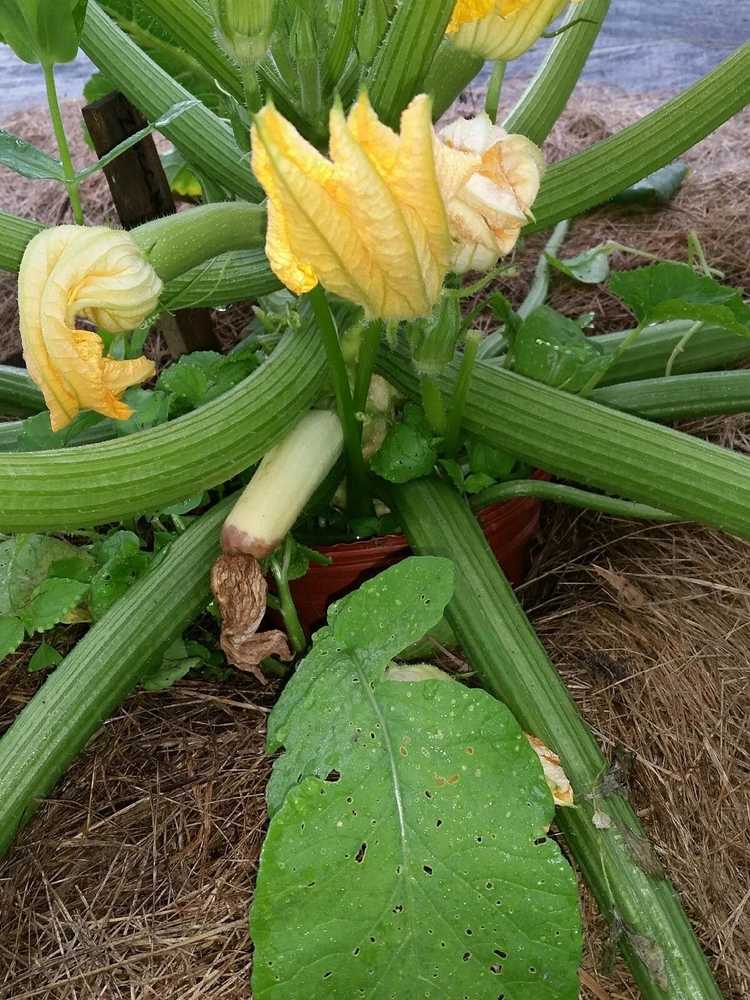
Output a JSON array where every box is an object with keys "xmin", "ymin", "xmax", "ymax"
[
  {"xmin": 444, "ymin": 332, "xmax": 480, "ymax": 456},
  {"xmin": 526, "ymin": 43, "xmax": 750, "ymax": 233},
  {"xmin": 139, "ymin": 0, "xmax": 243, "ymax": 100},
  {"xmin": 0, "ymin": 495, "xmax": 232, "ymax": 859},
  {"xmin": 377, "ymin": 348, "xmax": 750, "ymax": 541},
  {"xmin": 504, "ymin": 0, "xmax": 611, "ymax": 143},
  {"xmin": 393, "ymin": 477, "xmax": 722, "ymax": 999},
  {"xmin": 161, "ymin": 249, "xmax": 280, "ymax": 309},
  {"xmin": 0, "ymin": 211, "xmax": 44, "ymax": 273},
  {"xmin": 132, "ymin": 202, "xmax": 266, "ymax": 282},
  {"xmin": 367, "ymin": 0, "xmax": 455, "ymax": 127},
  {"xmin": 0, "ymin": 366, "xmax": 44, "ymax": 417},
  {"xmin": 471, "ymin": 479, "xmax": 674, "ymax": 522},
  {"xmin": 43, "ymin": 63, "xmax": 84, "ymax": 224},
  {"xmin": 591, "ymin": 371, "xmax": 750, "ymax": 421},
  {"xmin": 595, "ymin": 322, "xmax": 750, "ymax": 385},
  {"xmin": 0, "ymin": 323, "xmax": 326, "ymax": 532},
  {"xmin": 80, "ymin": 1, "xmax": 260, "ymax": 201},
  {"xmin": 423, "ymin": 38, "xmax": 484, "ymax": 121},
  {"xmin": 352, "ymin": 322, "xmax": 382, "ymax": 413}
]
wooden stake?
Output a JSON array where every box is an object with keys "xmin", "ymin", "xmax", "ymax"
[{"xmin": 82, "ymin": 91, "xmax": 218, "ymax": 355}]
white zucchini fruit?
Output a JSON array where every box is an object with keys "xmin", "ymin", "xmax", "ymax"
[{"xmin": 221, "ymin": 410, "xmax": 344, "ymax": 558}]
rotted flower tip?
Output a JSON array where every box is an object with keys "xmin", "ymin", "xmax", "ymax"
[
  {"xmin": 448, "ymin": 0, "xmax": 581, "ymax": 61},
  {"xmin": 251, "ymin": 93, "xmax": 452, "ymax": 321},
  {"xmin": 19, "ymin": 226, "xmax": 161, "ymax": 432},
  {"xmin": 210, "ymin": 0, "xmax": 278, "ymax": 66},
  {"xmin": 434, "ymin": 112, "xmax": 544, "ymax": 272}
]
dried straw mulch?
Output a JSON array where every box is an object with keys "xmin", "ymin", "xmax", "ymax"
[{"xmin": 1, "ymin": 87, "xmax": 750, "ymax": 999}]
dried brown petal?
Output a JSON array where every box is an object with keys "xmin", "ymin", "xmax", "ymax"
[
  {"xmin": 527, "ymin": 734, "xmax": 574, "ymax": 807},
  {"xmin": 210, "ymin": 553, "xmax": 293, "ymax": 683}
]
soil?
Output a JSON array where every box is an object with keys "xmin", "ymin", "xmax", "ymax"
[{"xmin": 1, "ymin": 85, "xmax": 750, "ymax": 999}]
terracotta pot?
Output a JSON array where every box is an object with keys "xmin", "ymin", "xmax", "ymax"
[{"xmin": 290, "ymin": 473, "xmax": 547, "ymax": 632}]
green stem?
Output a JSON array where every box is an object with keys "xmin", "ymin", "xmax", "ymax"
[
  {"xmin": 0, "ymin": 496, "xmax": 234, "ymax": 859},
  {"xmin": 0, "ymin": 366, "xmax": 45, "ymax": 417},
  {"xmin": 42, "ymin": 62, "xmax": 83, "ymax": 224},
  {"xmin": 241, "ymin": 63, "xmax": 263, "ymax": 115},
  {"xmin": 270, "ymin": 539, "xmax": 307, "ymax": 655},
  {"xmin": 526, "ymin": 42, "xmax": 750, "ymax": 233},
  {"xmin": 443, "ymin": 331, "xmax": 480, "ymax": 457},
  {"xmin": 131, "ymin": 202, "xmax": 267, "ymax": 282},
  {"xmin": 308, "ymin": 286, "xmax": 371, "ymax": 518},
  {"xmin": 665, "ymin": 321, "xmax": 703, "ymax": 378},
  {"xmin": 352, "ymin": 322, "xmax": 382, "ymax": 413},
  {"xmin": 420, "ymin": 376, "xmax": 447, "ymax": 436},
  {"xmin": 139, "ymin": 0, "xmax": 243, "ymax": 100},
  {"xmin": 471, "ymin": 479, "xmax": 674, "ymax": 522},
  {"xmin": 81, "ymin": 1, "xmax": 260, "ymax": 200},
  {"xmin": 590, "ymin": 370, "xmax": 750, "ymax": 421},
  {"xmin": 0, "ymin": 320, "xmax": 327, "ymax": 533},
  {"xmin": 377, "ymin": 347, "xmax": 750, "ymax": 542},
  {"xmin": 518, "ymin": 219, "xmax": 570, "ymax": 319},
  {"xmin": 424, "ymin": 38, "xmax": 484, "ymax": 122},
  {"xmin": 484, "ymin": 60, "xmax": 506, "ymax": 123},
  {"xmin": 504, "ymin": 0, "xmax": 610, "ymax": 143},
  {"xmin": 392, "ymin": 476, "xmax": 722, "ymax": 999},
  {"xmin": 367, "ymin": 0, "xmax": 455, "ymax": 127},
  {"xmin": 596, "ymin": 321, "xmax": 750, "ymax": 385}
]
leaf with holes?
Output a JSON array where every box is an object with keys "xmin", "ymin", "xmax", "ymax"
[{"xmin": 251, "ymin": 558, "xmax": 581, "ymax": 1000}]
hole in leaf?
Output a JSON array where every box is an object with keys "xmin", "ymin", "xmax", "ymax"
[
  {"xmin": 490, "ymin": 964, "xmax": 503, "ymax": 975},
  {"xmin": 534, "ymin": 836, "xmax": 547, "ymax": 846},
  {"xmin": 485, "ymin": 881, "xmax": 494, "ymax": 890},
  {"xmin": 435, "ymin": 819, "xmax": 443, "ymax": 829},
  {"xmin": 465, "ymin": 928, "xmax": 473, "ymax": 936},
  {"xmin": 423, "ymin": 865, "xmax": 433, "ymax": 876},
  {"xmin": 353, "ymin": 948, "xmax": 360, "ymax": 956},
  {"xmin": 424, "ymin": 790, "xmax": 433, "ymax": 799},
  {"xmin": 325, "ymin": 770, "xmax": 341, "ymax": 782},
  {"xmin": 355, "ymin": 843, "xmax": 367, "ymax": 864},
  {"xmin": 323, "ymin": 971, "xmax": 332, "ymax": 979},
  {"xmin": 462, "ymin": 952, "xmax": 471, "ymax": 962},
  {"xmin": 494, "ymin": 949, "xmax": 508, "ymax": 959},
  {"xmin": 393, "ymin": 904, "xmax": 403, "ymax": 913}
]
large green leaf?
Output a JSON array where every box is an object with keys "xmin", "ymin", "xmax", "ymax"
[
  {"xmin": 610, "ymin": 262, "xmax": 750, "ymax": 335},
  {"xmin": 252, "ymin": 558, "xmax": 581, "ymax": 1000}
]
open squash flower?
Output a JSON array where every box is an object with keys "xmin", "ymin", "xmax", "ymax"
[
  {"xmin": 448, "ymin": 0, "xmax": 581, "ymax": 61},
  {"xmin": 435, "ymin": 112, "xmax": 544, "ymax": 272},
  {"xmin": 19, "ymin": 226, "xmax": 162, "ymax": 432},
  {"xmin": 251, "ymin": 93, "xmax": 452, "ymax": 321}
]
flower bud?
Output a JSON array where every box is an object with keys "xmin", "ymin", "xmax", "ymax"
[
  {"xmin": 409, "ymin": 294, "xmax": 463, "ymax": 378},
  {"xmin": 209, "ymin": 0, "xmax": 277, "ymax": 67},
  {"xmin": 434, "ymin": 112, "xmax": 544, "ymax": 273},
  {"xmin": 448, "ymin": 0, "xmax": 580, "ymax": 61}
]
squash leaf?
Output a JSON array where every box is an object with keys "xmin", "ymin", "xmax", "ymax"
[{"xmin": 251, "ymin": 558, "xmax": 581, "ymax": 1000}]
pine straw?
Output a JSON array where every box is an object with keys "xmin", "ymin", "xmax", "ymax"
[{"xmin": 2, "ymin": 87, "xmax": 750, "ymax": 998}]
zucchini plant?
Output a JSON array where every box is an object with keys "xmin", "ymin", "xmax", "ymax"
[{"xmin": 1, "ymin": 2, "xmax": 749, "ymax": 997}]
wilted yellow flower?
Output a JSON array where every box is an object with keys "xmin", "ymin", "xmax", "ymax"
[
  {"xmin": 527, "ymin": 734, "xmax": 574, "ymax": 807},
  {"xmin": 449, "ymin": 0, "xmax": 580, "ymax": 61},
  {"xmin": 19, "ymin": 226, "xmax": 161, "ymax": 432},
  {"xmin": 251, "ymin": 93, "xmax": 452, "ymax": 321},
  {"xmin": 435, "ymin": 112, "xmax": 544, "ymax": 272}
]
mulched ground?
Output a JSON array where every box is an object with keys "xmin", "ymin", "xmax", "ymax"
[{"xmin": 1, "ymin": 87, "xmax": 749, "ymax": 999}]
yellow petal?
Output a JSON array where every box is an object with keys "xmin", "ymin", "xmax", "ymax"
[
  {"xmin": 448, "ymin": 0, "xmax": 496, "ymax": 32},
  {"xmin": 436, "ymin": 113, "xmax": 544, "ymax": 273},
  {"xmin": 19, "ymin": 227, "xmax": 161, "ymax": 431},
  {"xmin": 451, "ymin": 0, "xmax": 576, "ymax": 60},
  {"xmin": 252, "ymin": 94, "xmax": 450, "ymax": 321},
  {"xmin": 527, "ymin": 734, "xmax": 575, "ymax": 808}
]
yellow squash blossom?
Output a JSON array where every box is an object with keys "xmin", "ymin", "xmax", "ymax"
[
  {"xmin": 434, "ymin": 112, "xmax": 544, "ymax": 272},
  {"xmin": 251, "ymin": 93, "xmax": 452, "ymax": 321},
  {"xmin": 449, "ymin": 0, "xmax": 581, "ymax": 61},
  {"xmin": 19, "ymin": 226, "xmax": 162, "ymax": 432}
]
